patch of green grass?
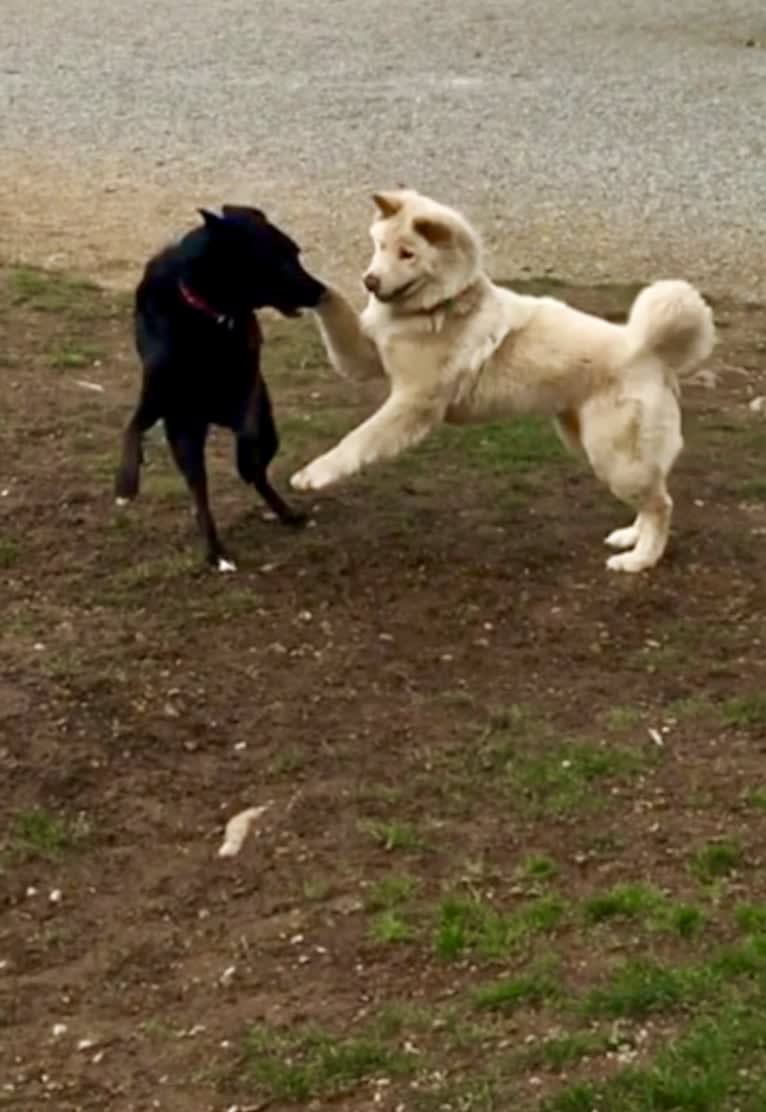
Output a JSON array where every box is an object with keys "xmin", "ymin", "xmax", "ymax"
[
  {"xmin": 373, "ymin": 1002, "xmax": 437, "ymax": 1043},
  {"xmin": 585, "ymin": 832, "xmax": 626, "ymax": 856},
  {"xmin": 49, "ymin": 341, "xmax": 103, "ymax": 369},
  {"xmin": 302, "ymin": 878, "xmax": 330, "ymax": 902},
  {"xmin": 242, "ymin": 1023, "xmax": 413, "ymax": 1100},
  {"xmin": 487, "ymin": 702, "xmax": 533, "ymax": 733},
  {"xmin": 8, "ymin": 265, "xmax": 103, "ymax": 314},
  {"xmin": 432, "ymin": 418, "xmax": 564, "ymax": 474},
  {"xmin": 506, "ymin": 741, "xmax": 648, "ymax": 816},
  {"xmin": 140, "ymin": 1018, "xmax": 176, "ymax": 1040},
  {"xmin": 711, "ymin": 936, "xmax": 766, "ymax": 978},
  {"xmin": 667, "ymin": 695, "xmax": 714, "ymax": 719},
  {"xmin": 365, "ymin": 873, "xmax": 418, "ymax": 911},
  {"xmin": 581, "ymin": 958, "xmax": 715, "ymax": 1020},
  {"xmin": 584, "ymin": 882, "xmax": 664, "ymax": 923},
  {"xmin": 141, "ymin": 470, "xmax": 185, "ymax": 500},
  {"xmin": 663, "ymin": 903, "xmax": 706, "ymax": 939},
  {"xmin": 735, "ymin": 903, "xmax": 766, "ymax": 935},
  {"xmin": 516, "ymin": 853, "xmax": 558, "ymax": 882},
  {"xmin": 582, "ymin": 937, "xmax": 766, "ymax": 1022},
  {"xmin": 112, "ymin": 552, "xmax": 199, "ymax": 588},
  {"xmin": 721, "ymin": 693, "xmax": 766, "ymax": 730},
  {"xmin": 265, "ymin": 319, "xmax": 329, "ymax": 377},
  {"xmin": 523, "ymin": 894, "xmax": 567, "ymax": 932},
  {"xmin": 0, "ymin": 536, "xmax": 19, "ymax": 569},
  {"xmin": 411, "ymin": 1072, "xmax": 501, "ymax": 1112},
  {"xmin": 433, "ymin": 893, "xmax": 564, "ymax": 960},
  {"xmin": 270, "ymin": 748, "xmax": 306, "ymax": 775},
  {"xmin": 524, "ymin": 1031, "xmax": 611, "ymax": 1071},
  {"xmin": 604, "ymin": 705, "xmax": 642, "ymax": 730},
  {"xmin": 738, "ymin": 477, "xmax": 766, "ymax": 500},
  {"xmin": 369, "ymin": 909, "xmax": 413, "ymax": 944},
  {"xmin": 80, "ymin": 447, "xmax": 121, "ymax": 482},
  {"xmin": 360, "ymin": 819, "xmax": 424, "ymax": 852},
  {"xmin": 279, "ymin": 407, "xmax": 359, "ymax": 448},
  {"xmin": 543, "ymin": 998, "xmax": 766, "ymax": 1111},
  {"xmin": 582, "ymin": 882, "xmax": 704, "ymax": 938},
  {"xmin": 473, "ymin": 968, "xmax": 559, "ymax": 1013},
  {"xmin": 7, "ymin": 808, "xmax": 85, "ymax": 858},
  {"xmin": 691, "ymin": 839, "xmax": 744, "ymax": 882},
  {"xmin": 745, "ymin": 788, "xmax": 766, "ymax": 812}
]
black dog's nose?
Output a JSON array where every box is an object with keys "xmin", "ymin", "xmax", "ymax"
[{"xmin": 363, "ymin": 272, "xmax": 381, "ymax": 294}]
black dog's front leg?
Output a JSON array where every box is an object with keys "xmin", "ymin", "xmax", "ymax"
[
  {"xmin": 165, "ymin": 422, "xmax": 234, "ymax": 571},
  {"xmin": 237, "ymin": 376, "xmax": 306, "ymax": 528}
]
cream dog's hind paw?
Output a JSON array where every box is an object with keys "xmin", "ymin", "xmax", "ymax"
[{"xmin": 604, "ymin": 525, "xmax": 640, "ymax": 550}]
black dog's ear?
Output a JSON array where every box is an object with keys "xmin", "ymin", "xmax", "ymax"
[
  {"xmin": 198, "ymin": 208, "xmax": 224, "ymax": 229},
  {"xmin": 221, "ymin": 204, "xmax": 267, "ymax": 224}
]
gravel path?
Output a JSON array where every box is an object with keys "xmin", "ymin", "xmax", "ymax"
[{"xmin": 2, "ymin": 1, "xmax": 765, "ymax": 295}]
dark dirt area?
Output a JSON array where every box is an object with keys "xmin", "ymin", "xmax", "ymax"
[{"xmin": 1, "ymin": 266, "xmax": 766, "ymax": 1111}]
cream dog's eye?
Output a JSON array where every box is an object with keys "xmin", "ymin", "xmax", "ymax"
[{"xmin": 399, "ymin": 247, "xmax": 415, "ymax": 260}]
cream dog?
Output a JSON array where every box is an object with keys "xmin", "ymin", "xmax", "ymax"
[{"xmin": 292, "ymin": 190, "xmax": 715, "ymax": 572}]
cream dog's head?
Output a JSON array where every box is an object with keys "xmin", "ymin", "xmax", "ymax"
[{"xmin": 362, "ymin": 189, "xmax": 482, "ymax": 311}]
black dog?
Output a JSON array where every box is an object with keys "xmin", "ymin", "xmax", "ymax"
[{"xmin": 115, "ymin": 205, "xmax": 325, "ymax": 570}]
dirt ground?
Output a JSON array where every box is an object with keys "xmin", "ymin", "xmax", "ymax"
[{"xmin": 1, "ymin": 267, "xmax": 766, "ymax": 1111}]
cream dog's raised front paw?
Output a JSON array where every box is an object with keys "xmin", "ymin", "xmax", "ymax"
[{"xmin": 290, "ymin": 452, "xmax": 349, "ymax": 492}]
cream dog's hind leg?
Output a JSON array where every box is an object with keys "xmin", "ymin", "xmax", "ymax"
[
  {"xmin": 604, "ymin": 516, "xmax": 643, "ymax": 550},
  {"xmin": 582, "ymin": 391, "xmax": 683, "ymax": 573},
  {"xmin": 604, "ymin": 481, "xmax": 673, "ymax": 573}
]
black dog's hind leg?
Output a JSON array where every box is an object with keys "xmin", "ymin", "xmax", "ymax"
[
  {"xmin": 237, "ymin": 378, "xmax": 307, "ymax": 527},
  {"xmin": 165, "ymin": 422, "xmax": 233, "ymax": 570},
  {"xmin": 237, "ymin": 437, "xmax": 307, "ymax": 527},
  {"xmin": 115, "ymin": 379, "xmax": 163, "ymax": 502}
]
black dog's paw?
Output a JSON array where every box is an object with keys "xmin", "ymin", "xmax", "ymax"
[
  {"xmin": 114, "ymin": 466, "xmax": 139, "ymax": 503},
  {"xmin": 272, "ymin": 506, "xmax": 308, "ymax": 529},
  {"xmin": 281, "ymin": 509, "xmax": 309, "ymax": 529},
  {"xmin": 206, "ymin": 548, "xmax": 238, "ymax": 573}
]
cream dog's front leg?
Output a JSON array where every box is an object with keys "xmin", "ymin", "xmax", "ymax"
[
  {"xmin": 291, "ymin": 391, "xmax": 441, "ymax": 491},
  {"xmin": 313, "ymin": 286, "xmax": 385, "ymax": 381}
]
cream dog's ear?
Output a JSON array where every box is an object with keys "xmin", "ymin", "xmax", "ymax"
[
  {"xmin": 372, "ymin": 191, "xmax": 404, "ymax": 219},
  {"xmin": 413, "ymin": 217, "xmax": 453, "ymax": 247}
]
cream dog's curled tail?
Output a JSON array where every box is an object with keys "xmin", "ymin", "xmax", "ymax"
[{"xmin": 625, "ymin": 280, "xmax": 715, "ymax": 377}]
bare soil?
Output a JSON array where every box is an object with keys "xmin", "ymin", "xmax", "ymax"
[{"xmin": 1, "ymin": 267, "xmax": 765, "ymax": 1111}]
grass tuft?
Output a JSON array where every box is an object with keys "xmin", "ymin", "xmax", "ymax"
[
  {"xmin": 242, "ymin": 1023, "xmax": 412, "ymax": 1100},
  {"xmin": 581, "ymin": 959, "xmax": 714, "ymax": 1019},
  {"xmin": 360, "ymin": 819, "xmax": 424, "ymax": 852},
  {"xmin": 507, "ymin": 742, "xmax": 648, "ymax": 815},
  {"xmin": 473, "ymin": 969, "xmax": 559, "ymax": 1013},
  {"xmin": 544, "ymin": 998, "xmax": 766, "ymax": 1111},
  {"xmin": 434, "ymin": 893, "xmax": 564, "ymax": 960},
  {"xmin": 583, "ymin": 883, "xmax": 705, "ymax": 938},
  {"xmin": 0, "ymin": 537, "xmax": 19, "ymax": 569},
  {"xmin": 690, "ymin": 839, "xmax": 743, "ymax": 881},
  {"xmin": 516, "ymin": 853, "xmax": 559, "ymax": 882},
  {"xmin": 7, "ymin": 808, "xmax": 86, "ymax": 858},
  {"xmin": 369, "ymin": 910, "xmax": 413, "ymax": 944},
  {"xmin": 721, "ymin": 693, "xmax": 766, "ymax": 730},
  {"xmin": 735, "ymin": 903, "xmax": 766, "ymax": 935},
  {"xmin": 365, "ymin": 873, "xmax": 418, "ymax": 911},
  {"xmin": 584, "ymin": 882, "xmax": 663, "ymax": 923}
]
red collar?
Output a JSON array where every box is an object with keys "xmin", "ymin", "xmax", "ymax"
[{"xmin": 179, "ymin": 281, "xmax": 235, "ymax": 327}]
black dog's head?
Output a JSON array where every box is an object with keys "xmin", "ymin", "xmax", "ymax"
[{"xmin": 193, "ymin": 205, "xmax": 325, "ymax": 317}]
